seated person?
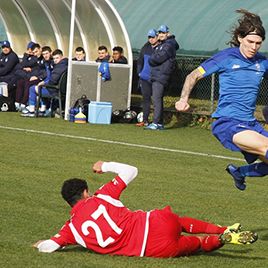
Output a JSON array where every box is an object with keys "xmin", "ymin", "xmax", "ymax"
[
  {"xmin": 21, "ymin": 49, "xmax": 68, "ymax": 117},
  {"xmin": 110, "ymin": 46, "xmax": 128, "ymax": 64},
  {"xmin": 13, "ymin": 41, "xmax": 37, "ymax": 81},
  {"xmin": 16, "ymin": 45, "xmax": 53, "ymax": 111},
  {"xmin": 95, "ymin": 45, "xmax": 111, "ymax": 62},
  {"xmin": 72, "ymin": 46, "xmax": 86, "ymax": 61},
  {"xmin": 0, "ymin": 40, "xmax": 19, "ymax": 102}
]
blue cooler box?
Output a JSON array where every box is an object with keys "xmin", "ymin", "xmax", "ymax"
[{"xmin": 88, "ymin": 101, "xmax": 112, "ymax": 124}]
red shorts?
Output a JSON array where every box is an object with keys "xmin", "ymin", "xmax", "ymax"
[{"xmin": 145, "ymin": 206, "xmax": 201, "ymax": 258}]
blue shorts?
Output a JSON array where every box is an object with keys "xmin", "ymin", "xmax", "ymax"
[{"xmin": 212, "ymin": 117, "xmax": 268, "ymax": 164}]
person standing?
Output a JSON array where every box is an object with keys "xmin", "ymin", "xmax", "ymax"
[
  {"xmin": 33, "ymin": 160, "xmax": 257, "ymax": 257},
  {"xmin": 145, "ymin": 25, "xmax": 179, "ymax": 130},
  {"xmin": 136, "ymin": 29, "xmax": 159, "ymax": 127},
  {"xmin": 175, "ymin": 9, "xmax": 268, "ymax": 191},
  {"xmin": 0, "ymin": 40, "xmax": 19, "ymax": 103}
]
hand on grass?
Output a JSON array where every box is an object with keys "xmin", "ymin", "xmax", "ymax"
[
  {"xmin": 32, "ymin": 240, "xmax": 44, "ymax": 248},
  {"xmin": 93, "ymin": 161, "xmax": 104, "ymax": 174}
]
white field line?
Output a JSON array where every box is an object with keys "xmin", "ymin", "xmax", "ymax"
[{"xmin": 0, "ymin": 125, "xmax": 244, "ymax": 162}]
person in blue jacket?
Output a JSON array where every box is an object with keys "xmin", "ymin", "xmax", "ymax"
[
  {"xmin": 136, "ymin": 29, "xmax": 159, "ymax": 127},
  {"xmin": 175, "ymin": 9, "xmax": 268, "ymax": 191},
  {"xmin": 22, "ymin": 49, "xmax": 68, "ymax": 117},
  {"xmin": 145, "ymin": 25, "xmax": 179, "ymax": 130}
]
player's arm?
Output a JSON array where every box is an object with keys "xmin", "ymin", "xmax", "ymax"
[
  {"xmin": 175, "ymin": 67, "xmax": 204, "ymax": 112},
  {"xmin": 93, "ymin": 161, "xmax": 138, "ymax": 185},
  {"xmin": 33, "ymin": 222, "xmax": 76, "ymax": 253}
]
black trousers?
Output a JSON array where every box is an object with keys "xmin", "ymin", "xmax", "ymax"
[
  {"xmin": 151, "ymin": 81, "xmax": 165, "ymax": 124},
  {"xmin": 140, "ymin": 79, "xmax": 152, "ymax": 123}
]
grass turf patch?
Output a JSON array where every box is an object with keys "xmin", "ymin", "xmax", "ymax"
[{"xmin": 0, "ymin": 113, "xmax": 267, "ymax": 268}]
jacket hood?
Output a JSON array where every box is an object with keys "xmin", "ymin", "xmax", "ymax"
[{"xmin": 166, "ymin": 35, "xmax": 179, "ymax": 50}]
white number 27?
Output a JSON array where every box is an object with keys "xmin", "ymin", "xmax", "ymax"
[{"xmin": 81, "ymin": 204, "xmax": 122, "ymax": 248}]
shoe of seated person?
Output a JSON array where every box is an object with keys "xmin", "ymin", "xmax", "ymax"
[
  {"xmin": 226, "ymin": 164, "xmax": 246, "ymax": 191},
  {"xmin": 144, "ymin": 123, "xmax": 164, "ymax": 130},
  {"xmin": 21, "ymin": 111, "xmax": 35, "ymax": 117},
  {"xmin": 38, "ymin": 111, "xmax": 46, "ymax": 117},
  {"xmin": 220, "ymin": 231, "xmax": 258, "ymax": 245},
  {"xmin": 21, "ymin": 107, "xmax": 30, "ymax": 114}
]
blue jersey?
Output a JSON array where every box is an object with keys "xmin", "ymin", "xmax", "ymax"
[{"xmin": 199, "ymin": 47, "xmax": 268, "ymax": 121}]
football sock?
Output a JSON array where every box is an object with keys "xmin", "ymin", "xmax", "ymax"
[
  {"xmin": 200, "ymin": 236, "xmax": 222, "ymax": 252},
  {"xmin": 29, "ymin": 86, "xmax": 37, "ymax": 106},
  {"xmin": 179, "ymin": 217, "xmax": 225, "ymax": 234},
  {"xmin": 239, "ymin": 162, "xmax": 268, "ymax": 177},
  {"xmin": 40, "ymin": 103, "xmax": 46, "ymax": 112},
  {"xmin": 27, "ymin": 105, "xmax": 35, "ymax": 113}
]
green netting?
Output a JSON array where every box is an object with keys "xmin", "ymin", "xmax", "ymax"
[{"xmin": 111, "ymin": 0, "xmax": 268, "ymax": 56}]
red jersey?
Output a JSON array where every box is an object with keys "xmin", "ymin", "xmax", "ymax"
[{"xmin": 51, "ymin": 176, "xmax": 149, "ymax": 256}]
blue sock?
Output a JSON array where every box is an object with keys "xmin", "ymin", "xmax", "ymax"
[
  {"xmin": 29, "ymin": 85, "xmax": 37, "ymax": 106},
  {"xmin": 239, "ymin": 162, "xmax": 268, "ymax": 177}
]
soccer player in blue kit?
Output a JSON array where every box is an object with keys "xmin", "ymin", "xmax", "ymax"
[{"xmin": 175, "ymin": 9, "xmax": 268, "ymax": 191}]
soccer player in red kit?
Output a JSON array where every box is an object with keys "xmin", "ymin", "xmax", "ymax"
[{"xmin": 33, "ymin": 161, "xmax": 257, "ymax": 257}]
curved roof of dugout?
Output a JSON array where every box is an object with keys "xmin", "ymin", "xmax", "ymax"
[
  {"xmin": 0, "ymin": 0, "xmax": 132, "ymax": 61},
  {"xmin": 111, "ymin": 0, "xmax": 268, "ymax": 55}
]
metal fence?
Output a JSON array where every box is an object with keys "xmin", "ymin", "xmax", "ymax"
[{"xmin": 132, "ymin": 51, "xmax": 268, "ymax": 119}]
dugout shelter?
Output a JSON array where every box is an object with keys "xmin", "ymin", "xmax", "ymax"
[{"xmin": 0, "ymin": 0, "xmax": 132, "ymax": 119}]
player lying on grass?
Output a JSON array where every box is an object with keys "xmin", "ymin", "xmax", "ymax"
[
  {"xmin": 33, "ymin": 161, "xmax": 257, "ymax": 258},
  {"xmin": 176, "ymin": 9, "xmax": 268, "ymax": 191}
]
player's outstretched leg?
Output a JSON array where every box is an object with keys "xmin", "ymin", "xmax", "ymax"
[
  {"xmin": 179, "ymin": 216, "xmax": 242, "ymax": 235},
  {"xmin": 226, "ymin": 164, "xmax": 246, "ymax": 190},
  {"xmin": 226, "ymin": 162, "xmax": 268, "ymax": 190},
  {"xmin": 220, "ymin": 231, "xmax": 258, "ymax": 245}
]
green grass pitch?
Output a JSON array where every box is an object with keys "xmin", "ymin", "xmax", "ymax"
[{"xmin": 0, "ymin": 113, "xmax": 267, "ymax": 268}]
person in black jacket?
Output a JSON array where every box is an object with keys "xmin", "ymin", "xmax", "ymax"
[
  {"xmin": 22, "ymin": 49, "xmax": 68, "ymax": 117},
  {"xmin": 110, "ymin": 46, "xmax": 128, "ymax": 64},
  {"xmin": 0, "ymin": 40, "xmax": 19, "ymax": 101},
  {"xmin": 13, "ymin": 41, "xmax": 37, "ymax": 81},
  {"xmin": 145, "ymin": 25, "xmax": 179, "ymax": 130},
  {"xmin": 136, "ymin": 29, "xmax": 159, "ymax": 127}
]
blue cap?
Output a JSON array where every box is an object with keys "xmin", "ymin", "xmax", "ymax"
[
  {"xmin": 1, "ymin": 40, "xmax": 10, "ymax": 48},
  {"xmin": 27, "ymin": 41, "xmax": 36, "ymax": 49},
  {"xmin": 157, "ymin": 25, "xmax": 169, "ymax": 33},
  {"xmin": 147, "ymin": 29, "xmax": 157, "ymax": 38}
]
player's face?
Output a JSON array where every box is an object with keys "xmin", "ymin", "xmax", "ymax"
[
  {"xmin": 75, "ymin": 51, "xmax": 85, "ymax": 61},
  {"xmin": 148, "ymin": 36, "xmax": 158, "ymax": 45},
  {"xmin": 98, "ymin": 49, "xmax": 108, "ymax": 59},
  {"xmin": 33, "ymin": 47, "xmax": 42, "ymax": 58},
  {"xmin": 238, "ymin": 34, "xmax": 263, "ymax": 58},
  {"xmin": 53, "ymin": 54, "xmax": 62, "ymax": 64},
  {"xmin": 42, "ymin": 50, "xmax": 52, "ymax": 61},
  {"xmin": 1, "ymin": 46, "xmax": 11, "ymax": 54},
  {"xmin": 112, "ymin": 51, "xmax": 121, "ymax": 61},
  {"xmin": 158, "ymin": 32, "xmax": 168, "ymax": 41},
  {"xmin": 27, "ymin": 48, "xmax": 34, "ymax": 55}
]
